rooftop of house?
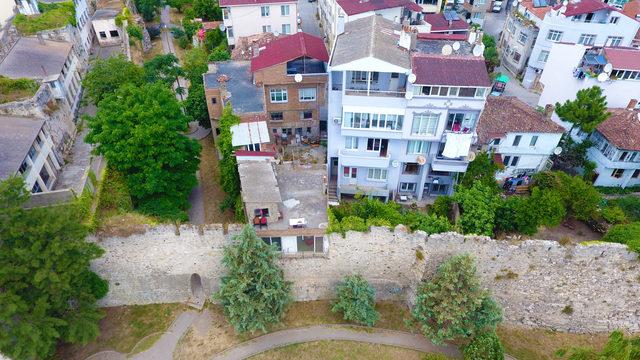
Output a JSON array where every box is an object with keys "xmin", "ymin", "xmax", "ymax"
[
  {"xmin": 0, "ymin": 116, "xmax": 44, "ymax": 180},
  {"xmin": 92, "ymin": 9, "xmax": 119, "ymax": 20},
  {"xmin": 423, "ymin": 13, "xmax": 469, "ymax": 32},
  {"xmin": 238, "ymin": 160, "xmax": 282, "ymax": 204},
  {"xmin": 602, "ymin": 47, "xmax": 640, "ymax": 71},
  {"xmin": 336, "ymin": 0, "xmax": 421, "ymax": 15},
  {"xmin": 331, "ymin": 15, "xmax": 411, "ymax": 69},
  {"xmin": 411, "ymin": 54, "xmax": 491, "ymax": 87},
  {"xmin": 414, "ymin": 38, "xmax": 474, "ymax": 55},
  {"xmin": 623, "ymin": 0, "xmax": 640, "ymax": 18},
  {"xmin": 476, "ymin": 96, "xmax": 564, "ymax": 144},
  {"xmin": 219, "ymin": 0, "xmax": 294, "ymax": 6},
  {"xmin": 596, "ymin": 108, "xmax": 640, "ymax": 151},
  {"xmin": 251, "ymin": 32, "xmax": 329, "ymax": 73},
  {"xmin": 203, "ymin": 61, "xmax": 265, "ymax": 114},
  {"xmin": 0, "ymin": 37, "xmax": 73, "ymax": 82},
  {"xmin": 519, "ymin": 0, "xmax": 553, "ymax": 20},
  {"xmin": 521, "ymin": 0, "xmax": 619, "ymax": 20}
]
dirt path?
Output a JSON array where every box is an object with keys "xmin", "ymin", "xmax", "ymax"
[{"xmin": 198, "ymin": 135, "xmax": 236, "ymax": 224}]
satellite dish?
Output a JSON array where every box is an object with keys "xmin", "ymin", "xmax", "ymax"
[
  {"xmin": 441, "ymin": 44, "xmax": 453, "ymax": 56},
  {"xmin": 274, "ymin": 31, "xmax": 280, "ymax": 37},
  {"xmin": 472, "ymin": 45, "xmax": 483, "ymax": 57},
  {"xmin": 452, "ymin": 41, "xmax": 461, "ymax": 51},
  {"xmin": 294, "ymin": 73, "xmax": 303, "ymax": 83},
  {"xmin": 597, "ymin": 73, "xmax": 609, "ymax": 82},
  {"xmin": 408, "ymin": 73, "xmax": 417, "ymax": 83},
  {"xmin": 467, "ymin": 151, "xmax": 476, "ymax": 162},
  {"xmin": 553, "ymin": 146, "xmax": 563, "ymax": 155},
  {"xmin": 391, "ymin": 160, "xmax": 400, "ymax": 168},
  {"xmin": 405, "ymin": 91, "xmax": 414, "ymax": 100},
  {"xmin": 219, "ymin": 23, "xmax": 226, "ymax": 32},
  {"xmin": 603, "ymin": 63, "xmax": 613, "ymax": 73},
  {"xmin": 416, "ymin": 155, "xmax": 427, "ymax": 165},
  {"xmin": 468, "ymin": 32, "xmax": 476, "ymax": 44}
]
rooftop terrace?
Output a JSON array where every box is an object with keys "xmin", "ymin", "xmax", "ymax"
[{"xmin": 203, "ymin": 61, "xmax": 265, "ymax": 114}]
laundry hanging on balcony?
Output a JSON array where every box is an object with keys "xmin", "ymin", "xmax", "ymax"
[{"xmin": 442, "ymin": 133, "xmax": 473, "ymax": 159}]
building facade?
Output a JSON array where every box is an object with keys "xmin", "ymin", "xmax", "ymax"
[
  {"xmin": 500, "ymin": 0, "xmax": 639, "ymax": 88},
  {"xmin": 220, "ymin": 0, "xmax": 298, "ymax": 47},
  {"xmin": 327, "ymin": 16, "xmax": 490, "ymax": 202}
]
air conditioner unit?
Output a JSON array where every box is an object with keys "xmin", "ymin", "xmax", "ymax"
[{"xmin": 333, "ymin": 117, "xmax": 342, "ymax": 125}]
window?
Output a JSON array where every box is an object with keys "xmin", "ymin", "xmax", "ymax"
[
  {"xmin": 295, "ymin": 235, "xmax": 323, "ymax": 253},
  {"xmin": 262, "ymin": 25, "xmax": 272, "ymax": 33},
  {"xmin": 344, "ymin": 136, "xmax": 358, "ymax": 149},
  {"xmin": 270, "ymin": 112, "xmax": 283, "ymax": 121},
  {"xmin": 262, "ymin": 237, "xmax": 282, "ymax": 251},
  {"xmin": 411, "ymin": 113, "xmax": 439, "ymax": 136},
  {"xmin": 300, "ymin": 110, "xmax": 313, "ymax": 119},
  {"xmin": 406, "ymin": 140, "xmax": 430, "ymax": 155},
  {"xmin": 612, "ymin": 168, "xmax": 625, "ymax": 178},
  {"xmin": 400, "ymin": 182, "xmax": 417, "ymax": 192},
  {"xmin": 458, "ymin": 87, "xmax": 476, "ymax": 97},
  {"xmin": 280, "ymin": 5, "xmax": 290, "ymax": 15},
  {"xmin": 227, "ymin": 26, "xmax": 233, "ymax": 37},
  {"xmin": 343, "ymin": 166, "xmax": 357, "ymax": 178},
  {"xmin": 529, "ymin": 135, "xmax": 538, "ymax": 147},
  {"xmin": 448, "ymin": 87, "xmax": 459, "ymax": 96},
  {"xmin": 403, "ymin": 162, "xmax": 420, "ymax": 174},
  {"xmin": 351, "ymin": 71, "xmax": 373, "ymax": 83},
  {"xmin": 632, "ymin": 169, "xmax": 640, "ymax": 178},
  {"xmin": 299, "ymin": 88, "xmax": 316, "ymax": 101},
  {"xmin": 18, "ymin": 160, "xmax": 30, "ymax": 175},
  {"xmin": 39, "ymin": 166, "xmax": 51, "ymax": 186},
  {"xmin": 247, "ymin": 143, "xmax": 261, "ymax": 151},
  {"xmin": 503, "ymin": 155, "xmax": 510, "ymax": 165},
  {"xmin": 367, "ymin": 168, "xmax": 387, "ymax": 181},
  {"xmin": 281, "ymin": 24, "xmax": 291, "ymax": 34},
  {"xmin": 109, "ymin": 30, "xmax": 119, "ymax": 37},
  {"xmin": 446, "ymin": 113, "xmax": 477, "ymax": 132},
  {"xmin": 578, "ymin": 34, "xmax": 596, "ymax": 46},
  {"xmin": 607, "ymin": 36, "xmax": 623, "ymax": 47},
  {"xmin": 254, "ymin": 208, "xmax": 270, "ymax": 217},
  {"xmin": 512, "ymin": 135, "xmax": 522, "ymax": 146},
  {"xmin": 547, "ymin": 30, "xmax": 563, "ymax": 42},
  {"xmin": 503, "ymin": 155, "xmax": 519, "ymax": 166},
  {"xmin": 510, "ymin": 156, "xmax": 520, "ymax": 166},
  {"xmin": 269, "ymin": 88, "xmax": 288, "ymax": 103},
  {"xmin": 538, "ymin": 50, "xmax": 550, "ymax": 63},
  {"xmin": 343, "ymin": 112, "xmax": 403, "ymax": 130},
  {"xmin": 28, "ymin": 145, "xmax": 37, "ymax": 160},
  {"xmin": 99, "ymin": 31, "xmax": 106, "ymax": 39},
  {"xmin": 609, "ymin": 16, "xmax": 619, "ymax": 24},
  {"xmin": 475, "ymin": 88, "xmax": 486, "ymax": 98},
  {"xmin": 261, "ymin": 6, "xmax": 270, "ymax": 16},
  {"xmin": 491, "ymin": 138, "xmax": 501, "ymax": 145},
  {"xmin": 210, "ymin": 96, "xmax": 217, "ymax": 104},
  {"xmin": 472, "ymin": 11, "xmax": 483, "ymax": 19},
  {"xmin": 513, "ymin": 51, "xmax": 522, "ymax": 62},
  {"xmin": 507, "ymin": 21, "xmax": 516, "ymax": 34},
  {"xmin": 223, "ymin": 8, "xmax": 229, "ymax": 19},
  {"xmin": 366, "ymin": 138, "xmax": 382, "ymax": 151},
  {"xmin": 517, "ymin": 31, "xmax": 528, "ymax": 44},
  {"xmin": 31, "ymin": 182, "xmax": 42, "ymax": 193}
]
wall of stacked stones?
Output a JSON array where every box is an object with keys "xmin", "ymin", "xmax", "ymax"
[{"xmin": 90, "ymin": 225, "xmax": 640, "ymax": 333}]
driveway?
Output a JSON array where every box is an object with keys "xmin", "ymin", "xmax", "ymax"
[
  {"xmin": 483, "ymin": 8, "xmax": 508, "ymax": 38},
  {"xmin": 297, "ymin": 0, "xmax": 323, "ymax": 38},
  {"xmin": 496, "ymin": 65, "xmax": 541, "ymax": 107}
]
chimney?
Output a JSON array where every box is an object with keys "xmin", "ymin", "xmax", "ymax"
[
  {"xmin": 337, "ymin": 15, "xmax": 345, "ymax": 36},
  {"xmin": 544, "ymin": 104, "xmax": 555, "ymax": 118},
  {"xmin": 36, "ymin": 33, "xmax": 45, "ymax": 45},
  {"xmin": 627, "ymin": 99, "xmax": 638, "ymax": 109}
]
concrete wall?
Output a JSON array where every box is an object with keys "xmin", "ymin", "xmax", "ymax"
[
  {"xmin": 91, "ymin": 225, "xmax": 640, "ymax": 333},
  {"xmin": 223, "ymin": 2, "xmax": 298, "ymax": 45}
]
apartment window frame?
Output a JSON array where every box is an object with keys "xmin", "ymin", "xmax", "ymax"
[
  {"xmin": 632, "ymin": 169, "xmax": 640, "ymax": 178},
  {"xmin": 607, "ymin": 36, "xmax": 623, "ymax": 47},
  {"xmin": 578, "ymin": 33, "xmax": 597, "ymax": 46},
  {"xmin": 261, "ymin": 5, "xmax": 270, "ymax": 16},
  {"xmin": 512, "ymin": 135, "xmax": 522, "ymax": 146},
  {"xmin": 281, "ymin": 23, "xmax": 291, "ymax": 34},
  {"xmin": 400, "ymin": 182, "xmax": 417, "ymax": 192},
  {"xmin": 611, "ymin": 168, "xmax": 625, "ymax": 178},
  {"xmin": 507, "ymin": 21, "xmax": 516, "ymax": 34},
  {"xmin": 609, "ymin": 16, "xmax": 619, "ymax": 24},
  {"xmin": 280, "ymin": 4, "xmax": 290, "ymax": 15},
  {"xmin": 300, "ymin": 110, "xmax": 313, "ymax": 120},
  {"xmin": 546, "ymin": 30, "xmax": 563, "ymax": 42},
  {"xmin": 269, "ymin": 88, "xmax": 288, "ymax": 103},
  {"xmin": 406, "ymin": 140, "xmax": 430, "ymax": 155},
  {"xmin": 529, "ymin": 135, "xmax": 538, "ymax": 147},
  {"xmin": 262, "ymin": 25, "xmax": 272, "ymax": 33},
  {"xmin": 367, "ymin": 168, "xmax": 388, "ymax": 181},
  {"xmin": 343, "ymin": 166, "xmax": 357, "ymax": 178},
  {"xmin": 366, "ymin": 138, "xmax": 382, "ymax": 152},
  {"xmin": 402, "ymin": 162, "xmax": 420, "ymax": 175},
  {"xmin": 298, "ymin": 88, "xmax": 317, "ymax": 101},
  {"xmin": 517, "ymin": 31, "xmax": 528, "ymax": 45},
  {"xmin": 538, "ymin": 50, "xmax": 550, "ymax": 63},
  {"xmin": 411, "ymin": 113, "xmax": 439, "ymax": 136},
  {"xmin": 270, "ymin": 111, "xmax": 284, "ymax": 121},
  {"xmin": 344, "ymin": 136, "xmax": 358, "ymax": 150}
]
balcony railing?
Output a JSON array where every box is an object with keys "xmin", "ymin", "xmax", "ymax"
[{"xmin": 344, "ymin": 89, "xmax": 406, "ymax": 97}]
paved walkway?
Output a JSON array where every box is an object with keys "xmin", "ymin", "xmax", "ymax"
[
  {"xmin": 210, "ymin": 325, "xmax": 461, "ymax": 360},
  {"xmin": 298, "ymin": 0, "xmax": 323, "ymax": 38}
]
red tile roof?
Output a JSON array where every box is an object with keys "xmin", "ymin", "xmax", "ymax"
[
  {"xmin": 477, "ymin": 97, "xmax": 565, "ymax": 144},
  {"xmin": 411, "ymin": 54, "xmax": 491, "ymax": 87},
  {"xmin": 417, "ymin": 33, "xmax": 469, "ymax": 41},
  {"xmin": 424, "ymin": 14, "xmax": 470, "ymax": 32},
  {"xmin": 552, "ymin": 0, "xmax": 617, "ymax": 17},
  {"xmin": 597, "ymin": 108, "xmax": 640, "ymax": 151},
  {"xmin": 623, "ymin": 0, "xmax": 640, "ymax": 18},
  {"xmin": 520, "ymin": 0, "xmax": 552, "ymax": 20},
  {"xmin": 220, "ymin": 0, "xmax": 293, "ymax": 6},
  {"xmin": 200, "ymin": 21, "xmax": 223, "ymax": 30},
  {"xmin": 603, "ymin": 47, "xmax": 640, "ymax": 71},
  {"xmin": 336, "ymin": 0, "xmax": 421, "ymax": 15},
  {"xmin": 250, "ymin": 32, "xmax": 328, "ymax": 72}
]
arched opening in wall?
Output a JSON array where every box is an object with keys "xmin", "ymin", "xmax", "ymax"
[{"xmin": 188, "ymin": 273, "xmax": 204, "ymax": 309}]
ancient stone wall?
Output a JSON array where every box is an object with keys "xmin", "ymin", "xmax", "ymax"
[{"xmin": 91, "ymin": 225, "xmax": 640, "ymax": 333}]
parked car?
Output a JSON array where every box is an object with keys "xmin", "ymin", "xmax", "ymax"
[{"xmin": 492, "ymin": 1, "xmax": 502, "ymax": 12}]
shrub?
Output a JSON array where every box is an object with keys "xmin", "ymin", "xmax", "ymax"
[
  {"xmin": 13, "ymin": 1, "xmax": 75, "ymax": 35},
  {"xmin": 564, "ymin": 330, "xmax": 640, "ymax": 360},
  {"xmin": 340, "ymin": 215, "xmax": 368, "ymax": 232},
  {"xmin": 603, "ymin": 222, "xmax": 640, "ymax": 253},
  {"xmin": 409, "ymin": 212, "xmax": 452, "ymax": 234},
  {"xmin": 209, "ymin": 47, "xmax": 231, "ymax": 61},
  {"xmin": 556, "ymin": 172, "xmax": 601, "ymax": 221},
  {"xmin": 430, "ymin": 195, "xmax": 453, "ymax": 219},
  {"xmin": 0, "ymin": 76, "xmax": 39, "ymax": 104},
  {"xmin": 463, "ymin": 331, "xmax": 504, "ymax": 360},
  {"xmin": 126, "ymin": 24, "xmax": 143, "ymax": 40},
  {"xmin": 454, "ymin": 183, "xmax": 501, "ymax": 236},
  {"xmin": 561, "ymin": 305, "xmax": 574, "ymax": 315},
  {"xmin": 331, "ymin": 274, "xmax": 379, "ymax": 326},
  {"xmin": 601, "ymin": 205, "xmax": 627, "ymax": 224},
  {"xmin": 614, "ymin": 195, "xmax": 640, "ymax": 221},
  {"xmin": 365, "ymin": 217, "xmax": 392, "ymax": 228}
]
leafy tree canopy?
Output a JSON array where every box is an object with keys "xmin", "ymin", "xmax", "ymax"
[
  {"xmin": 331, "ymin": 274, "xmax": 380, "ymax": 327},
  {"xmin": 183, "ymin": 47, "xmax": 209, "ymax": 84},
  {"xmin": 85, "ymin": 82, "xmax": 201, "ymax": 220},
  {"xmin": 563, "ymin": 330, "xmax": 640, "ymax": 360},
  {"xmin": 603, "ymin": 222, "xmax": 640, "ymax": 254},
  {"xmin": 83, "ymin": 55, "xmax": 144, "ymax": 105},
  {"xmin": 555, "ymin": 86, "xmax": 611, "ymax": 133},
  {"xmin": 463, "ymin": 331, "xmax": 504, "ymax": 360},
  {"xmin": 217, "ymin": 105, "xmax": 241, "ymax": 211},
  {"xmin": 0, "ymin": 177, "xmax": 108, "ymax": 359},
  {"xmin": 143, "ymin": 54, "xmax": 185, "ymax": 89},
  {"xmin": 134, "ymin": 0, "xmax": 162, "ymax": 21},
  {"xmin": 214, "ymin": 225, "xmax": 292, "ymax": 333},
  {"xmin": 409, "ymin": 254, "xmax": 502, "ymax": 344},
  {"xmin": 459, "ymin": 151, "xmax": 501, "ymax": 192},
  {"xmin": 454, "ymin": 183, "xmax": 501, "ymax": 236},
  {"xmin": 166, "ymin": 0, "xmax": 191, "ymax": 12},
  {"xmin": 184, "ymin": 82, "xmax": 210, "ymax": 128},
  {"xmin": 193, "ymin": 0, "xmax": 222, "ymax": 20}
]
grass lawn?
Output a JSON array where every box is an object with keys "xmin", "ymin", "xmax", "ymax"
[
  {"xmin": 248, "ymin": 340, "xmax": 433, "ymax": 360},
  {"xmin": 497, "ymin": 326, "xmax": 610, "ymax": 360},
  {"xmin": 13, "ymin": 2, "xmax": 75, "ymax": 35},
  {"xmin": 199, "ymin": 134, "xmax": 237, "ymax": 224},
  {"xmin": 56, "ymin": 303, "xmax": 187, "ymax": 360},
  {"xmin": 0, "ymin": 76, "xmax": 39, "ymax": 104}
]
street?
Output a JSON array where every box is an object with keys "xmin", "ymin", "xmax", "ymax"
[{"xmin": 297, "ymin": 0, "xmax": 323, "ymax": 38}]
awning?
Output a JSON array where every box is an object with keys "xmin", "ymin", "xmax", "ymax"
[
  {"xmin": 231, "ymin": 121, "xmax": 270, "ymax": 146},
  {"xmin": 495, "ymin": 73, "xmax": 510, "ymax": 83},
  {"xmin": 442, "ymin": 132, "xmax": 473, "ymax": 159}
]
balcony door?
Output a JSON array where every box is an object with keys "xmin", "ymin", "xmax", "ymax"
[{"xmin": 367, "ymin": 138, "xmax": 389, "ymax": 157}]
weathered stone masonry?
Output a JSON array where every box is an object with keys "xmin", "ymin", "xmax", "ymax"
[{"xmin": 91, "ymin": 225, "xmax": 640, "ymax": 333}]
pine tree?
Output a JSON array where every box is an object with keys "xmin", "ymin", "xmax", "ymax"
[
  {"xmin": 555, "ymin": 86, "xmax": 611, "ymax": 133},
  {"xmin": 214, "ymin": 225, "xmax": 292, "ymax": 334},
  {"xmin": 332, "ymin": 274, "xmax": 380, "ymax": 326}
]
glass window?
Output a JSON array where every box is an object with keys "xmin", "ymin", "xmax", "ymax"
[
  {"xmin": 612, "ymin": 168, "xmax": 625, "ymax": 178},
  {"xmin": 538, "ymin": 50, "xmax": 550, "ymax": 63},
  {"xmin": 261, "ymin": 5, "xmax": 270, "ymax": 16},
  {"xmin": 607, "ymin": 36, "xmax": 623, "ymax": 47},
  {"xmin": 31, "ymin": 181, "xmax": 42, "ymax": 193},
  {"xmin": 400, "ymin": 182, "xmax": 416, "ymax": 192},
  {"xmin": 547, "ymin": 30, "xmax": 563, "ymax": 42},
  {"xmin": 262, "ymin": 25, "xmax": 272, "ymax": 33},
  {"xmin": 262, "ymin": 237, "xmax": 282, "ymax": 251},
  {"xmin": 345, "ymin": 136, "xmax": 358, "ymax": 150},
  {"xmin": 18, "ymin": 160, "xmax": 30, "ymax": 175},
  {"xmin": 578, "ymin": 33, "xmax": 596, "ymax": 46},
  {"xmin": 28, "ymin": 145, "xmax": 37, "ymax": 160},
  {"xmin": 403, "ymin": 162, "xmax": 420, "ymax": 174},
  {"xmin": 632, "ymin": 169, "xmax": 640, "ymax": 178},
  {"xmin": 503, "ymin": 155, "xmax": 511, "ymax": 165},
  {"xmin": 39, "ymin": 166, "xmax": 50, "ymax": 186},
  {"xmin": 609, "ymin": 16, "xmax": 619, "ymax": 24},
  {"xmin": 281, "ymin": 23, "xmax": 291, "ymax": 34},
  {"xmin": 406, "ymin": 140, "xmax": 430, "ymax": 155},
  {"xmin": 530, "ymin": 135, "xmax": 538, "ymax": 146},
  {"xmin": 517, "ymin": 31, "xmax": 528, "ymax": 44},
  {"xmin": 366, "ymin": 138, "xmax": 382, "ymax": 151},
  {"xmin": 475, "ymin": 88, "xmax": 486, "ymax": 98},
  {"xmin": 269, "ymin": 88, "xmax": 288, "ymax": 103},
  {"xmin": 300, "ymin": 110, "xmax": 313, "ymax": 119},
  {"xmin": 411, "ymin": 113, "xmax": 439, "ymax": 136},
  {"xmin": 299, "ymin": 88, "xmax": 316, "ymax": 101},
  {"xmin": 458, "ymin": 87, "xmax": 476, "ymax": 97},
  {"xmin": 512, "ymin": 135, "xmax": 522, "ymax": 146},
  {"xmin": 513, "ymin": 51, "xmax": 522, "ymax": 62},
  {"xmin": 449, "ymin": 87, "xmax": 459, "ymax": 96},
  {"xmin": 446, "ymin": 113, "xmax": 476, "ymax": 132},
  {"xmin": 507, "ymin": 21, "xmax": 516, "ymax": 33},
  {"xmin": 510, "ymin": 156, "xmax": 519, "ymax": 166},
  {"xmin": 281, "ymin": 5, "xmax": 290, "ymax": 15},
  {"xmin": 343, "ymin": 166, "xmax": 357, "ymax": 178},
  {"xmin": 270, "ymin": 111, "xmax": 283, "ymax": 121},
  {"xmin": 367, "ymin": 168, "xmax": 388, "ymax": 181}
]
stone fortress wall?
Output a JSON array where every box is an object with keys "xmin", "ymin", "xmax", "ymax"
[{"xmin": 90, "ymin": 225, "xmax": 640, "ymax": 333}]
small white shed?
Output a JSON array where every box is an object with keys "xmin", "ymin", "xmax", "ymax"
[{"xmin": 92, "ymin": 9, "xmax": 122, "ymax": 46}]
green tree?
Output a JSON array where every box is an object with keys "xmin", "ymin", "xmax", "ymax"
[
  {"xmin": 555, "ymin": 86, "xmax": 611, "ymax": 133},
  {"xmin": 459, "ymin": 151, "xmax": 501, "ymax": 191},
  {"xmin": 408, "ymin": 213, "xmax": 452, "ymax": 234},
  {"xmin": 603, "ymin": 222, "xmax": 640, "ymax": 254},
  {"xmin": 183, "ymin": 47, "xmax": 209, "ymax": 84},
  {"xmin": 143, "ymin": 54, "xmax": 185, "ymax": 89},
  {"xmin": 455, "ymin": 183, "xmax": 501, "ymax": 236},
  {"xmin": 193, "ymin": 0, "xmax": 222, "ymax": 20},
  {"xmin": 166, "ymin": 0, "xmax": 190, "ymax": 12},
  {"xmin": 430, "ymin": 195, "xmax": 453, "ymax": 219},
  {"xmin": 209, "ymin": 46, "xmax": 231, "ymax": 62},
  {"xmin": 214, "ymin": 225, "xmax": 292, "ymax": 333},
  {"xmin": 556, "ymin": 172, "xmax": 601, "ymax": 221},
  {"xmin": 204, "ymin": 29, "xmax": 225, "ymax": 52},
  {"xmin": 86, "ymin": 83, "xmax": 201, "ymax": 220},
  {"xmin": 463, "ymin": 331, "xmax": 504, "ymax": 360},
  {"xmin": 331, "ymin": 274, "xmax": 379, "ymax": 327},
  {"xmin": 126, "ymin": 23, "xmax": 143, "ymax": 41},
  {"xmin": 217, "ymin": 105, "xmax": 241, "ymax": 211},
  {"xmin": 482, "ymin": 34, "xmax": 500, "ymax": 72},
  {"xmin": 83, "ymin": 55, "xmax": 144, "ymax": 105},
  {"xmin": 564, "ymin": 330, "xmax": 640, "ymax": 360},
  {"xmin": 409, "ymin": 254, "xmax": 502, "ymax": 344},
  {"xmin": 184, "ymin": 83, "xmax": 210, "ymax": 128},
  {"xmin": 0, "ymin": 177, "xmax": 107, "ymax": 359},
  {"xmin": 134, "ymin": 0, "xmax": 162, "ymax": 21}
]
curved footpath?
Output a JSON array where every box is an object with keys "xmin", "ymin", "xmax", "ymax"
[{"xmin": 209, "ymin": 324, "xmax": 460, "ymax": 360}]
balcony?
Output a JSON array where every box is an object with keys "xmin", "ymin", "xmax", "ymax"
[
  {"xmin": 431, "ymin": 155, "xmax": 469, "ymax": 172},
  {"xmin": 344, "ymin": 71, "xmax": 407, "ymax": 98},
  {"xmin": 339, "ymin": 149, "xmax": 391, "ymax": 169},
  {"xmin": 286, "ymin": 58, "xmax": 327, "ymax": 75}
]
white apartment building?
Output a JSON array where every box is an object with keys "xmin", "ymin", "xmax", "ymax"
[
  {"xmin": 327, "ymin": 16, "xmax": 490, "ymax": 202},
  {"xmin": 318, "ymin": 0, "xmax": 421, "ymax": 45},
  {"xmin": 476, "ymin": 97, "xmax": 564, "ymax": 181},
  {"xmin": 220, "ymin": 0, "xmax": 298, "ymax": 47},
  {"xmin": 500, "ymin": 0, "xmax": 639, "ymax": 88},
  {"xmin": 586, "ymin": 108, "xmax": 640, "ymax": 187},
  {"xmin": 0, "ymin": 117, "xmax": 61, "ymax": 193},
  {"xmin": 538, "ymin": 43, "xmax": 640, "ymax": 109}
]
